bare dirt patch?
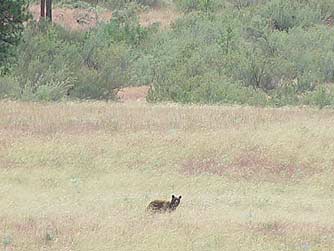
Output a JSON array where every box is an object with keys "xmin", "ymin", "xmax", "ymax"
[
  {"xmin": 181, "ymin": 149, "xmax": 315, "ymax": 182},
  {"xmin": 29, "ymin": 5, "xmax": 180, "ymax": 31},
  {"xmin": 29, "ymin": 5, "xmax": 113, "ymax": 31},
  {"xmin": 117, "ymin": 86, "xmax": 150, "ymax": 102},
  {"xmin": 139, "ymin": 7, "xmax": 181, "ymax": 28}
]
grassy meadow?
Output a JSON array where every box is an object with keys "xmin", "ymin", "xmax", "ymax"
[{"xmin": 1, "ymin": 100, "xmax": 334, "ymax": 250}]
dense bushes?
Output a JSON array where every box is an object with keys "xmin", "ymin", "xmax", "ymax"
[
  {"xmin": 1, "ymin": 0, "xmax": 334, "ymax": 107},
  {"xmin": 0, "ymin": 6, "xmax": 152, "ymax": 101},
  {"xmin": 0, "ymin": 0, "xmax": 30, "ymax": 74},
  {"xmin": 145, "ymin": 0, "xmax": 334, "ymax": 107},
  {"xmin": 174, "ymin": 0, "xmax": 219, "ymax": 13}
]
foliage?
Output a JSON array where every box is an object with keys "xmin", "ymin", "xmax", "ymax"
[
  {"xmin": 0, "ymin": 75, "xmax": 21, "ymax": 98},
  {"xmin": 145, "ymin": 1, "xmax": 334, "ymax": 107},
  {"xmin": 0, "ymin": 0, "xmax": 30, "ymax": 74},
  {"xmin": 303, "ymin": 85, "xmax": 334, "ymax": 109},
  {"xmin": 2, "ymin": 0, "xmax": 334, "ymax": 107},
  {"xmin": 174, "ymin": 0, "xmax": 219, "ymax": 13},
  {"xmin": 101, "ymin": 4, "xmax": 148, "ymax": 46},
  {"xmin": 13, "ymin": 22, "xmax": 79, "ymax": 101},
  {"xmin": 1, "ymin": 6, "xmax": 151, "ymax": 101}
]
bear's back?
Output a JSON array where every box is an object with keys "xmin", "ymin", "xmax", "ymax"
[{"xmin": 147, "ymin": 200, "xmax": 170, "ymax": 212}]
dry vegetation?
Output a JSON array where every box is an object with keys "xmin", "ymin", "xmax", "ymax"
[
  {"xmin": 29, "ymin": 4, "xmax": 113, "ymax": 31},
  {"xmin": 117, "ymin": 86, "xmax": 150, "ymax": 102},
  {"xmin": 29, "ymin": 4, "xmax": 180, "ymax": 30},
  {"xmin": 1, "ymin": 100, "xmax": 334, "ymax": 250},
  {"xmin": 139, "ymin": 6, "xmax": 181, "ymax": 28}
]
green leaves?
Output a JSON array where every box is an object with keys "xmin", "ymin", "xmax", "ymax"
[{"xmin": 0, "ymin": 0, "xmax": 30, "ymax": 73}]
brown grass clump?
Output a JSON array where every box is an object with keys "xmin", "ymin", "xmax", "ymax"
[
  {"xmin": 182, "ymin": 148, "xmax": 316, "ymax": 182},
  {"xmin": 29, "ymin": 5, "xmax": 113, "ymax": 31},
  {"xmin": 28, "ymin": 5, "xmax": 180, "ymax": 31},
  {"xmin": 117, "ymin": 86, "xmax": 150, "ymax": 102},
  {"xmin": 139, "ymin": 7, "xmax": 181, "ymax": 28},
  {"xmin": 247, "ymin": 221, "xmax": 334, "ymax": 249},
  {"xmin": 250, "ymin": 221, "xmax": 334, "ymax": 238}
]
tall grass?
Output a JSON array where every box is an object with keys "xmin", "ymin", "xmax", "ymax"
[{"xmin": 1, "ymin": 101, "xmax": 334, "ymax": 250}]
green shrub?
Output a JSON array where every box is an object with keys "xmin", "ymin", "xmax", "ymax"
[
  {"xmin": 260, "ymin": 0, "xmax": 322, "ymax": 31},
  {"xmin": 269, "ymin": 26, "xmax": 334, "ymax": 84},
  {"xmin": 174, "ymin": 0, "xmax": 219, "ymax": 13},
  {"xmin": 3, "ymin": 0, "xmax": 334, "ymax": 107},
  {"xmin": 309, "ymin": 0, "xmax": 334, "ymax": 20},
  {"xmin": 6, "ymin": 6, "xmax": 151, "ymax": 101},
  {"xmin": 0, "ymin": 0, "xmax": 30, "ymax": 73},
  {"xmin": 136, "ymin": 0, "xmax": 163, "ymax": 8},
  {"xmin": 225, "ymin": 0, "xmax": 264, "ymax": 10},
  {"xmin": 0, "ymin": 75, "xmax": 21, "ymax": 99},
  {"xmin": 269, "ymin": 80, "xmax": 301, "ymax": 107},
  {"xmin": 14, "ymin": 21, "xmax": 80, "ymax": 92},
  {"xmin": 20, "ymin": 80, "xmax": 71, "ymax": 101},
  {"xmin": 101, "ymin": 6, "xmax": 148, "ymax": 46},
  {"xmin": 146, "ymin": 13, "xmax": 269, "ymax": 104},
  {"xmin": 303, "ymin": 85, "xmax": 334, "ymax": 109},
  {"xmin": 144, "ymin": 3, "xmax": 334, "ymax": 106}
]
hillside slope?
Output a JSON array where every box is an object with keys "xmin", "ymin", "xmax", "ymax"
[{"xmin": 29, "ymin": 4, "xmax": 180, "ymax": 30}]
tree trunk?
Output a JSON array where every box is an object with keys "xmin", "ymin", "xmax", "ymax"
[
  {"xmin": 46, "ymin": 0, "xmax": 52, "ymax": 21},
  {"xmin": 40, "ymin": 0, "xmax": 45, "ymax": 18}
]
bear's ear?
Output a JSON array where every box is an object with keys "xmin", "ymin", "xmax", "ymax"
[
  {"xmin": 172, "ymin": 195, "xmax": 175, "ymax": 199},
  {"xmin": 179, "ymin": 195, "xmax": 182, "ymax": 199}
]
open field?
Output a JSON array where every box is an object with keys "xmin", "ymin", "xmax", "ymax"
[{"xmin": 1, "ymin": 101, "xmax": 334, "ymax": 250}]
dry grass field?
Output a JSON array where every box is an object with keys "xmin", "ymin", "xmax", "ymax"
[{"xmin": 1, "ymin": 100, "xmax": 334, "ymax": 250}]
